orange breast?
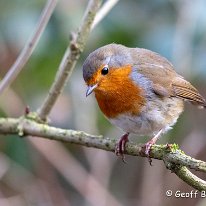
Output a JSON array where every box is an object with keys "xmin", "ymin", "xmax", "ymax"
[{"xmin": 94, "ymin": 66, "xmax": 146, "ymax": 118}]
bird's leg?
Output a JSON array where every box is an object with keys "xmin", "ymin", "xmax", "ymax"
[
  {"xmin": 115, "ymin": 132, "xmax": 129, "ymax": 162},
  {"xmin": 144, "ymin": 129, "xmax": 163, "ymax": 165},
  {"xmin": 145, "ymin": 129, "xmax": 163, "ymax": 155}
]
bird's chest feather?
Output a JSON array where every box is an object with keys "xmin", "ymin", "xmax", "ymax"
[{"xmin": 94, "ymin": 66, "xmax": 146, "ymax": 118}]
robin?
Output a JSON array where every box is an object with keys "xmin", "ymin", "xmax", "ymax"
[{"xmin": 82, "ymin": 43, "xmax": 206, "ymax": 161}]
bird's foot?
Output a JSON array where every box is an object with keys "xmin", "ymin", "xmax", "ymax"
[
  {"xmin": 145, "ymin": 138, "xmax": 156, "ymax": 157},
  {"xmin": 144, "ymin": 139, "xmax": 156, "ymax": 165},
  {"xmin": 143, "ymin": 129, "xmax": 163, "ymax": 165},
  {"xmin": 115, "ymin": 133, "xmax": 129, "ymax": 163}
]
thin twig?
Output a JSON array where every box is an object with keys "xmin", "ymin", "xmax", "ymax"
[
  {"xmin": 92, "ymin": 0, "xmax": 120, "ymax": 29},
  {"xmin": 0, "ymin": 117, "xmax": 205, "ymax": 191},
  {"xmin": 0, "ymin": 0, "xmax": 58, "ymax": 94}
]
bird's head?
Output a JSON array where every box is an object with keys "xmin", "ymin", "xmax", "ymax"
[{"xmin": 83, "ymin": 43, "xmax": 133, "ymax": 97}]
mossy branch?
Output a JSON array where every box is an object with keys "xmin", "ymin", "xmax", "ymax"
[{"xmin": 0, "ymin": 117, "xmax": 205, "ymax": 191}]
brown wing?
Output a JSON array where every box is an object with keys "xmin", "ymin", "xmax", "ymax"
[
  {"xmin": 134, "ymin": 49, "xmax": 206, "ymax": 108},
  {"xmin": 172, "ymin": 76, "xmax": 206, "ymax": 107}
]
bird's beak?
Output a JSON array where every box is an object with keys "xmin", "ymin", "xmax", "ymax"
[{"xmin": 86, "ymin": 84, "xmax": 98, "ymax": 97}]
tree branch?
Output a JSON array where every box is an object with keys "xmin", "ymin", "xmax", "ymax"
[
  {"xmin": 92, "ymin": 0, "xmax": 119, "ymax": 29},
  {"xmin": 0, "ymin": 117, "xmax": 205, "ymax": 191},
  {"xmin": 37, "ymin": 0, "xmax": 102, "ymax": 120},
  {"xmin": 0, "ymin": 0, "xmax": 58, "ymax": 94},
  {"xmin": 171, "ymin": 166, "xmax": 206, "ymax": 191}
]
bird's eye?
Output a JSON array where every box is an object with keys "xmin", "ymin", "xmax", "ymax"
[{"xmin": 101, "ymin": 65, "xmax": 109, "ymax": 75}]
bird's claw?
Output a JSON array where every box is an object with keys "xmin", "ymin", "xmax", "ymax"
[
  {"xmin": 144, "ymin": 142, "xmax": 153, "ymax": 165},
  {"xmin": 115, "ymin": 133, "xmax": 129, "ymax": 163}
]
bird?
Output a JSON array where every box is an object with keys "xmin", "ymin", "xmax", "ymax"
[{"xmin": 82, "ymin": 43, "xmax": 206, "ymax": 161}]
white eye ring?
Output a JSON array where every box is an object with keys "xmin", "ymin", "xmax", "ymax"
[{"xmin": 101, "ymin": 65, "xmax": 109, "ymax": 75}]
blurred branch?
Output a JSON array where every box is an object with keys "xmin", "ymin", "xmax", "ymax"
[
  {"xmin": 0, "ymin": 117, "xmax": 206, "ymax": 191},
  {"xmin": 92, "ymin": 0, "xmax": 119, "ymax": 29},
  {"xmin": 29, "ymin": 139, "xmax": 123, "ymax": 206},
  {"xmin": 0, "ymin": 0, "xmax": 58, "ymax": 94},
  {"xmin": 37, "ymin": 0, "xmax": 102, "ymax": 120}
]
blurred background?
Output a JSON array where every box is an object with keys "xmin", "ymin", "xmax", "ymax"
[{"xmin": 0, "ymin": 0, "xmax": 206, "ymax": 205}]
